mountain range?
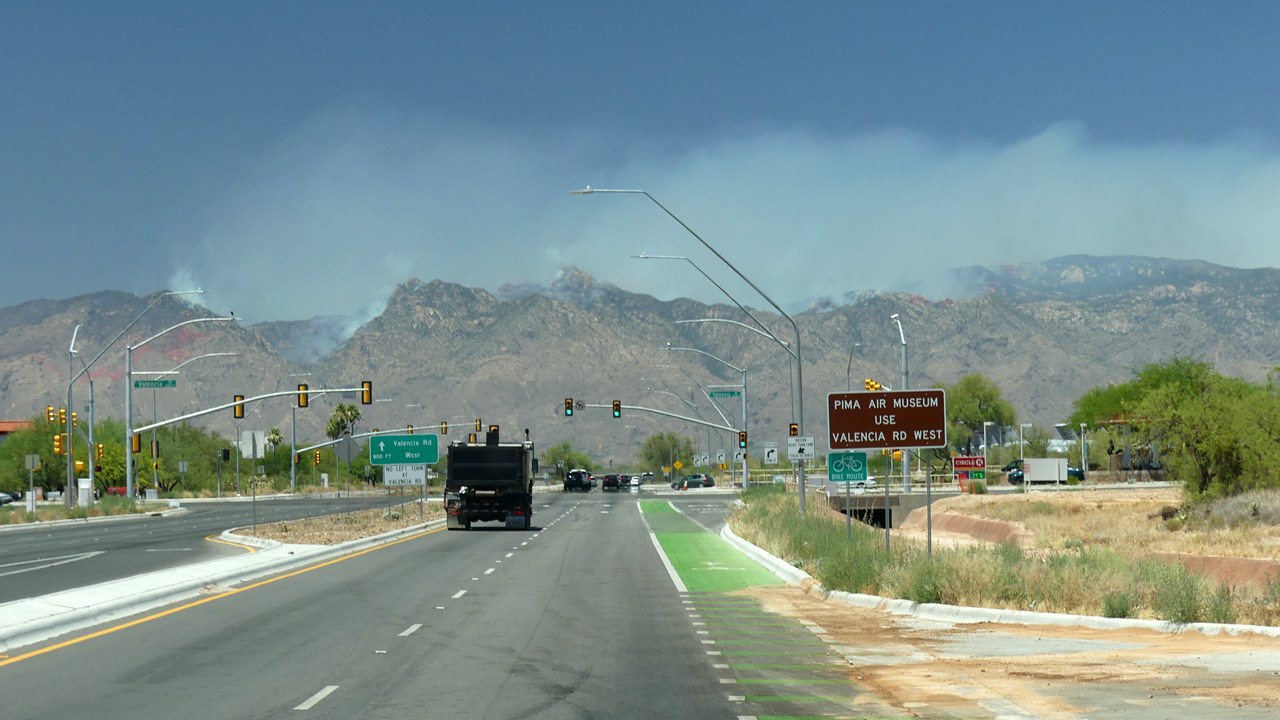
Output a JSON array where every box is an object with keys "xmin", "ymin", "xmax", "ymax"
[{"xmin": 4, "ymin": 256, "xmax": 1280, "ymax": 465}]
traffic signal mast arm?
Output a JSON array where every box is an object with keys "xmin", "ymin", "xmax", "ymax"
[
  {"xmin": 581, "ymin": 403, "xmax": 735, "ymax": 432},
  {"xmin": 295, "ymin": 422, "xmax": 450, "ymax": 454},
  {"xmin": 130, "ymin": 386, "xmax": 366, "ymax": 436}
]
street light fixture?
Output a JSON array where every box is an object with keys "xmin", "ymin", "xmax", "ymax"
[
  {"xmin": 891, "ymin": 313, "xmax": 910, "ymax": 488},
  {"xmin": 125, "ymin": 314, "xmax": 237, "ymax": 497},
  {"xmin": 63, "ymin": 289, "xmax": 204, "ymax": 507},
  {"xmin": 577, "ymin": 187, "xmax": 810, "ymax": 513}
]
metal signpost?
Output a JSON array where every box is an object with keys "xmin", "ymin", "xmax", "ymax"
[
  {"xmin": 25, "ymin": 454, "xmax": 39, "ymax": 513},
  {"xmin": 828, "ymin": 451, "xmax": 867, "ymax": 539},
  {"xmin": 828, "ymin": 389, "xmax": 947, "ymax": 557}
]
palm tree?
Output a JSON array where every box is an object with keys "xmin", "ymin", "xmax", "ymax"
[{"xmin": 266, "ymin": 427, "xmax": 283, "ymax": 474}]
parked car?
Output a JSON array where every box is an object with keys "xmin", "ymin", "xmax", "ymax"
[
  {"xmin": 676, "ymin": 473, "xmax": 714, "ymax": 489},
  {"xmin": 0, "ymin": 492, "xmax": 14, "ymax": 505},
  {"xmin": 1006, "ymin": 462, "xmax": 1085, "ymax": 485}
]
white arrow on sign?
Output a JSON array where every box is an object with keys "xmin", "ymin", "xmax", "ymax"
[{"xmin": 379, "ymin": 440, "xmax": 386, "ymax": 451}]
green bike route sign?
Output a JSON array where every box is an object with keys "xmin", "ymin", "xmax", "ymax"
[
  {"xmin": 369, "ymin": 434, "xmax": 439, "ymax": 465},
  {"xmin": 827, "ymin": 451, "xmax": 868, "ymax": 483},
  {"xmin": 133, "ymin": 380, "xmax": 176, "ymax": 389}
]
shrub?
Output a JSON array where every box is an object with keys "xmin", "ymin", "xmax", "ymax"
[
  {"xmin": 905, "ymin": 559, "xmax": 948, "ymax": 604},
  {"xmin": 1102, "ymin": 591, "xmax": 1137, "ymax": 618},
  {"xmin": 972, "ymin": 480, "xmax": 988, "ymax": 494},
  {"xmin": 1142, "ymin": 561, "xmax": 1203, "ymax": 624},
  {"xmin": 1205, "ymin": 585, "xmax": 1238, "ymax": 624},
  {"xmin": 1165, "ymin": 517, "xmax": 1184, "ymax": 531}
]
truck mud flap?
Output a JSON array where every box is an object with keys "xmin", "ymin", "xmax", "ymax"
[
  {"xmin": 505, "ymin": 515, "xmax": 524, "ymax": 529},
  {"xmin": 447, "ymin": 514, "xmax": 466, "ymax": 531}
]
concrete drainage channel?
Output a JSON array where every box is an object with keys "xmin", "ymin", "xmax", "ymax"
[{"xmin": 0, "ymin": 518, "xmax": 445, "ymax": 654}]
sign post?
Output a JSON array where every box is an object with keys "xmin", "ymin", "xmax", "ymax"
[
  {"xmin": 24, "ymin": 454, "xmax": 39, "ymax": 513},
  {"xmin": 828, "ymin": 389, "xmax": 947, "ymax": 557}
]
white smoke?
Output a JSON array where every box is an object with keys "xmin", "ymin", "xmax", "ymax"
[{"xmin": 171, "ymin": 108, "xmax": 1280, "ymax": 333}]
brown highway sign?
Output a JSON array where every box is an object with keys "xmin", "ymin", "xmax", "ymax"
[{"xmin": 827, "ymin": 389, "xmax": 947, "ymax": 449}]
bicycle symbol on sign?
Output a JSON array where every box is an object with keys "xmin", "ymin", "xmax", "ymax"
[{"xmin": 831, "ymin": 456, "xmax": 864, "ymax": 473}]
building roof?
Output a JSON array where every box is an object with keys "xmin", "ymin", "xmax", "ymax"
[{"xmin": 0, "ymin": 421, "xmax": 32, "ymax": 434}]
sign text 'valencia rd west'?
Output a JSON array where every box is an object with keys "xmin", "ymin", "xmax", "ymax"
[
  {"xmin": 369, "ymin": 434, "xmax": 440, "ymax": 466},
  {"xmin": 827, "ymin": 389, "xmax": 947, "ymax": 450}
]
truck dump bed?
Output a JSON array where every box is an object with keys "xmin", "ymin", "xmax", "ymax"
[{"xmin": 446, "ymin": 445, "xmax": 530, "ymax": 491}]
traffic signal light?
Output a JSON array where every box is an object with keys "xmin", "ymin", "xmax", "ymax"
[
  {"xmin": 75, "ymin": 460, "xmax": 85, "ymax": 473},
  {"xmin": 58, "ymin": 408, "xmax": 66, "ymax": 426},
  {"xmin": 612, "ymin": 400, "xmax": 621, "ymax": 418},
  {"xmin": 564, "ymin": 398, "xmax": 573, "ymax": 417},
  {"xmin": 406, "ymin": 425, "xmax": 413, "ymax": 435},
  {"xmin": 789, "ymin": 423, "xmax": 799, "ymax": 437},
  {"xmin": 475, "ymin": 419, "xmax": 482, "ymax": 432},
  {"xmin": 361, "ymin": 381, "xmax": 372, "ymax": 405},
  {"xmin": 71, "ymin": 412, "xmax": 77, "ymax": 429},
  {"xmin": 893, "ymin": 450, "xmax": 902, "ymax": 460},
  {"xmin": 221, "ymin": 449, "xmax": 231, "ymax": 462},
  {"xmin": 440, "ymin": 421, "xmax": 447, "ymax": 435},
  {"xmin": 53, "ymin": 433, "xmax": 64, "ymax": 455},
  {"xmin": 488, "ymin": 424, "xmax": 499, "ymax": 435},
  {"xmin": 45, "ymin": 406, "xmax": 55, "ymax": 423},
  {"xmin": 132, "ymin": 434, "xmax": 142, "ymax": 453},
  {"xmin": 234, "ymin": 395, "xmax": 244, "ymax": 419},
  {"xmin": 96, "ymin": 443, "xmax": 104, "ymax": 459},
  {"xmin": 864, "ymin": 378, "xmax": 883, "ymax": 391},
  {"xmin": 738, "ymin": 431, "xmax": 748, "ymax": 448},
  {"xmin": 298, "ymin": 384, "xmax": 308, "ymax": 408},
  {"xmin": 314, "ymin": 450, "xmax": 321, "ymax": 465},
  {"xmin": 469, "ymin": 432, "xmax": 477, "ymax": 443},
  {"xmin": 151, "ymin": 440, "xmax": 160, "ymax": 458}
]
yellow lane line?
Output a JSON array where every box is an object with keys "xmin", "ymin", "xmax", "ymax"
[
  {"xmin": 0, "ymin": 526, "xmax": 445, "ymax": 669},
  {"xmin": 205, "ymin": 534, "xmax": 257, "ymax": 554}
]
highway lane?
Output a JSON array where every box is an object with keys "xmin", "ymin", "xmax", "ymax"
[
  {"xmin": 0, "ymin": 495, "xmax": 409, "ymax": 603},
  {"xmin": 1, "ymin": 491, "xmax": 732, "ymax": 720}
]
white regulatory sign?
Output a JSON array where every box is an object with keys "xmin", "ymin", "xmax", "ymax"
[
  {"xmin": 761, "ymin": 442, "xmax": 778, "ymax": 465},
  {"xmin": 787, "ymin": 436, "xmax": 816, "ymax": 461},
  {"xmin": 716, "ymin": 450, "xmax": 726, "ymax": 465},
  {"xmin": 733, "ymin": 450, "xmax": 745, "ymax": 462},
  {"xmin": 382, "ymin": 464, "xmax": 427, "ymax": 487}
]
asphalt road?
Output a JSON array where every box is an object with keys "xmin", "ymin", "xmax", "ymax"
[
  {"xmin": 1, "ymin": 491, "xmax": 734, "ymax": 720},
  {"xmin": 0, "ymin": 494, "xmax": 406, "ymax": 603}
]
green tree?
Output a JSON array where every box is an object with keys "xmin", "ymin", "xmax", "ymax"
[
  {"xmin": 934, "ymin": 374, "xmax": 1017, "ymax": 455},
  {"xmin": 1024, "ymin": 425, "xmax": 1051, "ymax": 458},
  {"xmin": 638, "ymin": 432, "xmax": 695, "ymax": 476},
  {"xmin": 540, "ymin": 441, "xmax": 598, "ymax": 474},
  {"xmin": 326, "ymin": 404, "xmax": 362, "ymax": 439}
]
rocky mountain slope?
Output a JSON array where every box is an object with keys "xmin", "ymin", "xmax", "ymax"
[{"xmin": 5, "ymin": 256, "xmax": 1280, "ymax": 466}]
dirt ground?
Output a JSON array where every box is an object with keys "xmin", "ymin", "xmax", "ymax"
[
  {"xmin": 908, "ymin": 489, "xmax": 1280, "ymax": 561},
  {"xmin": 746, "ymin": 585, "xmax": 1280, "ymax": 718},
  {"xmin": 230, "ymin": 501, "xmax": 443, "ymax": 545}
]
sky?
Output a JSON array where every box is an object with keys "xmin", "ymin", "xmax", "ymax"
[{"xmin": 4, "ymin": 2, "xmax": 1280, "ymax": 324}]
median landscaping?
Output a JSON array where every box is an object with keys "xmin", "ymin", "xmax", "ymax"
[
  {"xmin": 728, "ymin": 485, "xmax": 1280, "ymax": 627},
  {"xmin": 230, "ymin": 501, "xmax": 443, "ymax": 545},
  {"xmin": 0, "ymin": 496, "xmax": 165, "ymax": 525}
]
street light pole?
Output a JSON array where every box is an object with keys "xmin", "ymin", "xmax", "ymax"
[
  {"xmin": 579, "ymin": 188, "xmax": 808, "ymax": 513},
  {"xmin": 125, "ymin": 316, "xmax": 236, "ymax": 497},
  {"xmin": 891, "ymin": 314, "xmax": 909, "ymax": 490}
]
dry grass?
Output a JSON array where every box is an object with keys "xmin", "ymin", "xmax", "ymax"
[
  {"xmin": 0, "ymin": 497, "xmax": 164, "ymax": 524},
  {"xmin": 232, "ymin": 501, "xmax": 444, "ymax": 545},
  {"xmin": 932, "ymin": 489, "xmax": 1280, "ymax": 560}
]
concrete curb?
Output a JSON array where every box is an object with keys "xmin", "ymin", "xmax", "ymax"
[
  {"xmin": 0, "ymin": 517, "xmax": 446, "ymax": 654},
  {"xmin": 0, "ymin": 506, "xmax": 188, "ymax": 534},
  {"xmin": 720, "ymin": 522, "xmax": 1280, "ymax": 639}
]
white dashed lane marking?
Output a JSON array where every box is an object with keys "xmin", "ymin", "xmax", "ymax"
[
  {"xmin": 398, "ymin": 624, "xmax": 422, "ymax": 637},
  {"xmin": 451, "ymin": 590, "xmax": 467, "ymax": 599},
  {"xmin": 294, "ymin": 685, "xmax": 339, "ymax": 710},
  {"xmin": 484, "ymin": 568, "xmax": 494, "ymax": 575}
]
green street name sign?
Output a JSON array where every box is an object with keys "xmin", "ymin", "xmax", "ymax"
[
  {"xmin": 708, "ymin": 390, "xmax": 741, "ymax": 398},
  {"xmin": 133, "ymin": 380, "xmax": 176, "ymax": 389},
  {"xmin": 828, "ymin": 451, "xmax": 868, "ymax": 483},
  {"xmin": 369, "ymin": 434, "xmax": 439, "ymax": 465}
]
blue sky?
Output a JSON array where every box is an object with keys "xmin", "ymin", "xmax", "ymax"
[{"xmin": 4, "ymin": 2, "xmax": 1280, "ymax": 321}]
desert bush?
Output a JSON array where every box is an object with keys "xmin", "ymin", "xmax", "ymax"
[{"xmin": 1102, "ymin": 591, "xmax": 1136, "ymax": 618}]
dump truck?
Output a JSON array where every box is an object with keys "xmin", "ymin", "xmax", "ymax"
[{"xmin": 445, "ymin": 428, "xmax": 536, "ymax": 530}]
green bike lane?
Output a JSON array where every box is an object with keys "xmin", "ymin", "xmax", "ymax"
[{"xmin": 640, "ymin": 500, "xmax": 917, "ymax": 720}]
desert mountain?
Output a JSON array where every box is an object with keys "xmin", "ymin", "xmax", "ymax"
[{"xmin": 4, "ymin": 257, "xmax": 1280, "ymax": 465}]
